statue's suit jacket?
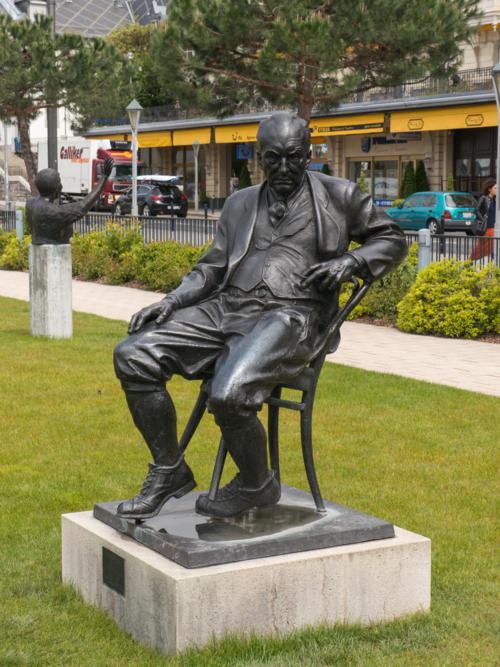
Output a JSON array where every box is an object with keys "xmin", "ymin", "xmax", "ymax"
[{"xmin": 169, "ymin": 171, "xmax": 408, "ymax": 313}]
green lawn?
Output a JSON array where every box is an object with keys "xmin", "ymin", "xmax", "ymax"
[{"xmin": 0, "ymin": 295, "xmax": 498, "ymax": 667}]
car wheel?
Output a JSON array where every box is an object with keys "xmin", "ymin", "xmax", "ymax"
[
  {"xmin": 114, "ymin": 204, "xmax": 123, "ymax": 216},
  {"xmin": 465, "ymin": 230, "xmax": 474, "ymax": 236},
  {"xmin": 427, "ymin": 218, "xmax": 440, "ymax": 235},
  {"xmin": 142, "ymin": 205, "xmax": 151, "ymax": 217}
]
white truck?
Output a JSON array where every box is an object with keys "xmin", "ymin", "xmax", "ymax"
[{"xmin": 37, "ymin": 137, "xmax": 144, "ymax": 211}]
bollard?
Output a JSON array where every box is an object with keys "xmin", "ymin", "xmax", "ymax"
[
  {"xmin": 418, "ymin": 228, "xmax": 432, "ymax": 271},
  {"xmin": 210, "ymin": 196, "xmax": 216, "ymax": 214},
  {"xmin": 15, "ymin": 209, "xmax": 24, "ymax": 241}
]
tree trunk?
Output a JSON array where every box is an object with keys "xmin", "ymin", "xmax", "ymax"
[
  {"xmin": 297, "ymin": 99, "xmax": 312, "ymax": 122},
  {"xmin": 16, "ymin": 114, "xmax": 38, "ymax": 194}
]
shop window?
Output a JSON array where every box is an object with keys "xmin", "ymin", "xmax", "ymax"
[
  {"xmin": 374, "ymin": 160, "xmax": 398, "ymax": 202},
  {"xmin": 174, "ymin": 146, "xmax": 206, "ymax": 200},
  {"xmin": 348, "ymin": 160, "xmax": 372, "ymax": 194}
]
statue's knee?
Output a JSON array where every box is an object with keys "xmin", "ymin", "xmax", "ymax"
[
  {"xmin": 208, "ymin": 385, "xmax": 245, "ymax": 427},
  {"xmin": 113, "ymin": 338, "xmax": 132, "ymax": 369}
]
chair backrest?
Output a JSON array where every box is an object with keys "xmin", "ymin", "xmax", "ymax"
[{"xmin": 308, "ymin": 278, "xmax": 372, "ymax": 378}]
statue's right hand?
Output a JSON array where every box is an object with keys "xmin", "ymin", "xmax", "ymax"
[{"xmin": 128, "ymin": 299, "xmax": 175, "ymax": 334}]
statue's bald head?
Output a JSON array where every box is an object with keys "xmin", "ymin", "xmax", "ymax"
[
  {"xmin": 35, "ymin": 169, "xmax": 62, "ymax": 198},
  {"xmin": 257, "ymin": 112, "xmax": 311, "ymax": 154}
]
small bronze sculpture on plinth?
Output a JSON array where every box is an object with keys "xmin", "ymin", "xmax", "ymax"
[
  {"xmin": 27, "ymin": 157, "xmax": 113, "ymax": 245},
  {"xmin": 111, "ymin": 112, "xmax": 408, "ymax": 523},
  {"xmin": 25, "ymin": 158, "xmax": 113, "ymax": 339}
]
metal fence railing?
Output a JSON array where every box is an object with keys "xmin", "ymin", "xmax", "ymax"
[
  {"xmin": 405, "ymin": 232, "xmax": 500, "ymax": 268},
  {"xmin": 0, "ymin": 210, "xmax": 17, "ymax": 232},
  {"xmin": 74, "ymin": 212, "xmax": 218, "ymax": 247}
]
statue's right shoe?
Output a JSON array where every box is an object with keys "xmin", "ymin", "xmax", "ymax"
[{"xmin": 117, "ymin": 459, "xmax": 196, "ymax": 520}]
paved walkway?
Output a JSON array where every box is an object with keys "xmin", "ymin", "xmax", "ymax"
[{"xmin": 1, "ymin": 269, "xmax": 499, "ymax": 397}]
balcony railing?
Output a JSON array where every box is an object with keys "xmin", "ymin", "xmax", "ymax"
[{"xmin": 93, "ymin": 67, "xmax": 494, "ymax": 128}]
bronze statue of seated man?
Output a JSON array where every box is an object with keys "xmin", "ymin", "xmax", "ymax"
[{"xmin": 113, "ymin": 111, "xmax": 407, "ymax": 519}]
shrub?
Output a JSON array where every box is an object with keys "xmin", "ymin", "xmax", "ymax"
[
  {"xmin": 237, "ymin": 163, "xmax": 252, "ymax": 189},
  {"xmin": 400, "ymin": 162, "xmax": 416, "ymax": 198},
  {"xmin": 72, "ymin": 223, "xmax": 143, "ymax": 281},
  {"xmin": 415, "ymin": 159, "xmax": 430, "ymax": 192},
  {"xmin": 70, "ymin": 222, "xmax": 209, "ymax": 292},
  {"xmin": 0, "ymin": 230, "xmax": 14, "ymax": 256},
  {"xmin": 0, "ymin": 233, "xmax": 30, "ymax": 270},
  {"xmin": 359, "ymin": 169, "xmax": 368, "ymax": 193},
  {"xmin": 478, "ymin": 264, "xmax": 500, "ymax": 334},
  {"xmin": 340, "ymin": 250, "xmax": 417, "ymax": 321},
  {"xmin": 71, "ymin": 232, "xmax": 110, "ymax": 280},
  {"xmin": 396, "ymin": 259, "xmax": 492, "ymax": 338}
]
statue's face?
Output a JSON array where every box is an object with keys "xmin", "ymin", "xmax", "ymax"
[{"xmin": 259, "ymin": 127, "xmax": 310, "ymax": 198}]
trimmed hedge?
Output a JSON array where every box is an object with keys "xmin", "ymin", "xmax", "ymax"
[
  {"xmin": 71, "ymin": 224, "xmax": 208, "ymax": 292},
  {"xmin": 397, "ymin": 260, "xmax": 500, "ymax": 338},
  {"xmin": 0, "ymin": 232, "xmax": 30, "ymax": 270}
]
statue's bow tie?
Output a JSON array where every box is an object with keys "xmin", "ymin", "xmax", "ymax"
[{"xmin": 268, "ymin": 200, "xmax": 287, "ymax": 226}]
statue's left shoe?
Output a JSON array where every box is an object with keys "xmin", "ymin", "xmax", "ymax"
[
  {"xmin": 117, "ymin": 459, "xmax": 196, "ymax": 520},
  {"xmin": 195, "ymin": 471, "xmax": 280, "ymax": 518}
]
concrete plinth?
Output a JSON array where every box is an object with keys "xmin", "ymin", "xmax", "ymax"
[
  {"xmin": 62, "ymin": 511, "xmax": 431, "ymax": 656},
  {"xmin": 29, "ymin": 244, "xmax": 72, "ymax": 338}
]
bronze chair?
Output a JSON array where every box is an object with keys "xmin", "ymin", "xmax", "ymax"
[{"xmin": 179, "ymin": 278, "xmax": 371, "ymax": 513}]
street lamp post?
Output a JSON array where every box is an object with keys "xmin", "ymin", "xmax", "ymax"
[
  {"xmin": 3, "ymin": 122, "xmax": 10, "ymax": 211},
  {"xmin": 192, "ymin": 140, "xmax": 200, "ymax": 213},
  {"xmin": 126, "ymin": 99, "xmax": 143, "ymax": 217},
  {"xmin": 491, "ymin": 61, "xmax": 500, "ymax": 237},
  {"xmin": 46, "ymin": 0, "xmax": 58, "ymax": 171}
]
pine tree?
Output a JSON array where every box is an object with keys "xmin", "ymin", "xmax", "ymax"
[
  {"xmin": 237, "ymin": 163, "xmax": 252, "ymax": 190},
  {"xmin": 0, "ymin": 14, "xmax": 133, "ymax": 192},
  {"xmin": 107, "ymin": 24, "xmax": 174, "ymax": 108},
  {"xmin": 415, "ymin": 160, "xmax": 430, "ymax": 192},
  {"xmin": 400, "ymin": 162, "xmax": 416, "ymax": 199},
  {"xmin": 154, "ymin": 0, "xmax": 481, "ymax": 121}
]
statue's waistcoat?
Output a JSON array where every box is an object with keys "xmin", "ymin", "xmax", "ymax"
[{"xmin": 228, "ymin": 184, "xmax": 322, "ymax": 300}]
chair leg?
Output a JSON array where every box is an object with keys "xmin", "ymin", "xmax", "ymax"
[
  {"xmin": 300, "ymin": 399, "xmax": 326, "ymax": 513},
  {"xmin": 267, "ymin": 387, "xmax": 281, "ymax": 483},
  {"xmin": 179, "ymin": 387, "xmax": 208, "ymax": 454},
  {"xmin": 208, "ymin": 438, "xmax": 227, "ymax": 501}
]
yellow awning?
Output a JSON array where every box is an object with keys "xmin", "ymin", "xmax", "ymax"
[
  {"xmin": 215, "ymin": 124, "xmax": 259, "ymax": 144},
  {"xmin": 139, "ymin": 131, "xmax": 172, "ymax": 148},
  {"xmin": 86, "ymin": 132, "xmax": 172, "ymax": 148},
  {"xmin": 310, "ymin": 114, "xmax": 385, "ymax": 137},
  {"xmin": 390, "ymin": 104, "xmax": 498, "ymax": 133},
  {"xmin": 173, "ymin": 128, "xmax": 211, "ymax": 146}
]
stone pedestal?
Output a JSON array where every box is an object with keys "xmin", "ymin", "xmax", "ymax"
[
  {"xmin": 62, "ymin": 510, "xmax": 431, "ymax": 656},
  {"xmin": 29, "ymin": 243, "xmax": 72, "ymax": 338}
]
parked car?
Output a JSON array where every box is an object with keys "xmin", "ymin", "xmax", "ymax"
[
  {"xmin": 114, "ymin": 183, "xmax": 188, "ymax": 217},
  {"xmin": 385, "ymin": 191, "xmax": 478, "ymax": 234}
]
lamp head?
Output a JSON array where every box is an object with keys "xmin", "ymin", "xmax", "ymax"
[{"xmin": 126, "ymin": 99, "xmax": 143, "ymax": 132}]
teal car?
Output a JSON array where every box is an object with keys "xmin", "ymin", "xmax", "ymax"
[{"xmin": 385, "ymin": 191, "xmax": 478, "ymax": 234}]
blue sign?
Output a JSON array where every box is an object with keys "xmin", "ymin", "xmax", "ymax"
[{"xmin": 236, "ymin": 143, "xmax": 254, "ymax": 160}]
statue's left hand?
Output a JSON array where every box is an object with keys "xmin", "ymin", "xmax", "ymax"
[
  {"xmin": 102, "ymin": 157, "xmax": 114, "ymax": 178},
  {"xmin": 301, "ymin": 255, "xmax": 358, "ymax": 292}
]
